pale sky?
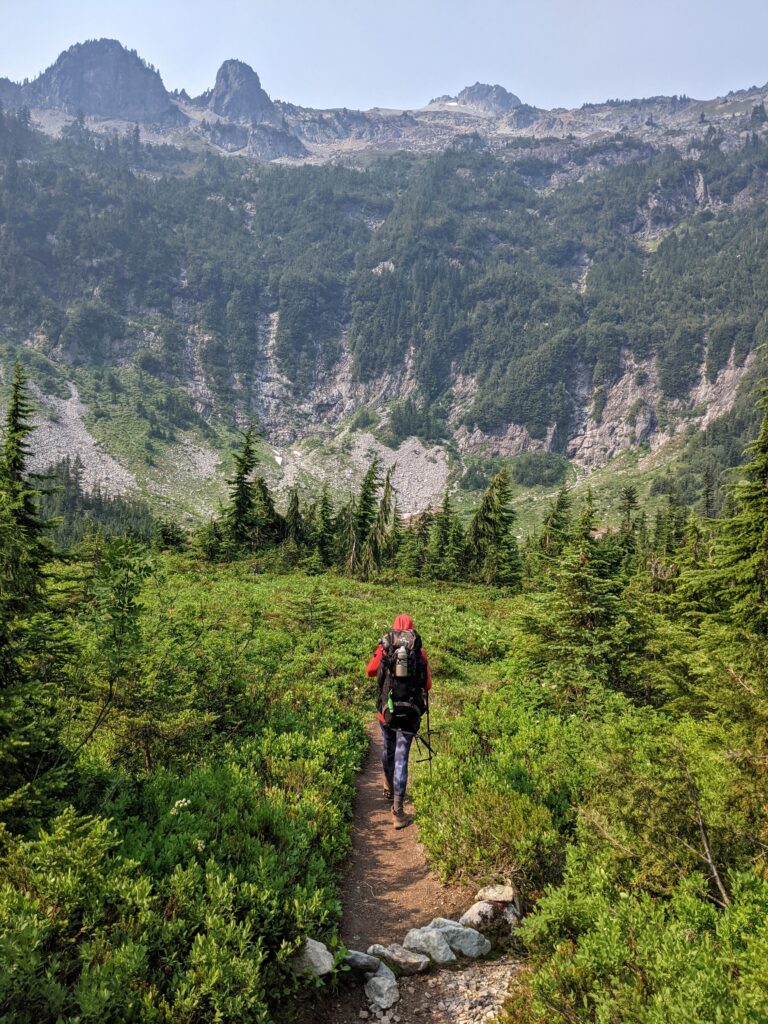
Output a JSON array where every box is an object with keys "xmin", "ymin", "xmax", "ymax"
[{"xmin": 1, "ymin": 0, "xmax": 766, "ymax": 111}]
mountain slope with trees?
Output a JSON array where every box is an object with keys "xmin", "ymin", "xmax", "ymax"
[{"xmin": 2, "ymin": 100, "xmax": 768, "ymax": 515}]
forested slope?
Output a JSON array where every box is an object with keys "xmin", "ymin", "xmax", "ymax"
[{"xmin": 2, "ymin": 104, "xmax": 768, "ymax": 509}]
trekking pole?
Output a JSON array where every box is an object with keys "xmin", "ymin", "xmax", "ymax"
[{"xmin": 425, "ymin": 690, "xmax": 433, "ymax": 780}]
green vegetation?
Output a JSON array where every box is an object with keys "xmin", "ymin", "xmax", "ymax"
[
  {"xmin": 5, "ymin": 91, "xmax": 768, "ymax": 1022},
  {"xmin": 5, "ymin": 364, "xmax": 768, "ymax": 1019}
]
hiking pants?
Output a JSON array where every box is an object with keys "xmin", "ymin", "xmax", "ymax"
[{"xmin": 380, "ymin": 724, "xmax": 414, "ymax": 799}]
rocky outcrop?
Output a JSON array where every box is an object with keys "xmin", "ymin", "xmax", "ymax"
[
  {"xmin": 429, "ymin": 82, "xmax": 522, "ymax": 116},
  {"xmin": 22, "ymin": 39, "xmax": 184, "ymax": 124},
  {"xmin": 209, "ymin": 59, "xmax": 276, "ymax": 123}
]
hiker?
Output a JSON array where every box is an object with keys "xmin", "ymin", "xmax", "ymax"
[{"xmin": 367, "ymin": 613, "xmax": 432, "ymax": 829}]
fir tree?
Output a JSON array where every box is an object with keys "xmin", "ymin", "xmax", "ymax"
[
  {"xmin": 224, "ymin": 426, "xmax": 257, "ymax": 549},
  {"xmin": 716, "ymin": 387, "xmax": 768, "ymax": 632},
  {"xmin": 361, "ymin": 466, "xmax": 397, "ymax": 578},
  {"xmin": 314, "ymin": 484, "xmax": 336, "ymax": 567},
  {"xmin": 284, "ymin": 485, "xmax": 305, "ymax": 547},
  {"xmin": 465, "ymin": 469, "xmax": 521, "ymax": 588},
  {"xmin": 0, "ymin": 364, "xmax": 64, "ymax": 828}
]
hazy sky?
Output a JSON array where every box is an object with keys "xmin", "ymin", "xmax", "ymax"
[{"xmin": 1, "ymin": 0, "xmax": 766, "ymax": 111}]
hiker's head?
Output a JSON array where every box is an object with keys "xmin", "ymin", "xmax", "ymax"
[{"xmin": 393, "ymin": 614, "xmax": 414, "ymax": 630}]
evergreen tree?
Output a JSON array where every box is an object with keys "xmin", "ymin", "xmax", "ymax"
[
  {"xmin": 360, "ymin": 468, "xmax": 394, "ymax": 578},
  {"xmin": 284, "ymin": 485, "xmax": 305, "ymax": 547},
  {"xmin": 0, "ymin": 364, "xmax": 64, "ymax": 829},
  {"xmin": 355, "ymin": 458, "xmax": 381, "ymax": 549},
  {"xmin": 224, "ymin": 426, "xmax": 257, "ymax": 549},
  {"xmin": 716, "ymin": 387, "xmax": 768, "ymax": 632},
  {"xmin": 398, "ymin": 510, "xmax": 433, "ymax": 578},
  {"xmin": 465, "ymin": 469, "xmax": 521, "ymax": 588},
  {"xmin": 314, "ymin": 484, "xmax": 336, "ymax": 567}
]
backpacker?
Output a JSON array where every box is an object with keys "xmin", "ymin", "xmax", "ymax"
[{"xmin": 377, "ymin": 628, "xmax": 427, "ymax": 734}]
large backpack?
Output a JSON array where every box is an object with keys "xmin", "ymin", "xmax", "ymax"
[{"xmin": 377, "ymin": 628, "xmax": 427, "ymax": 734}]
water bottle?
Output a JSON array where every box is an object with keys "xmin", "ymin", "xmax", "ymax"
[{"xmin": 395, "ymin": 645, "xmax": 409, "ymax": 677}]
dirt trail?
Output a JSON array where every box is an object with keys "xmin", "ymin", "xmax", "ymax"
[
  {"xmin": 299, "ymin": 724, "xmax": 521, "ymax": 1024},
  {"xmin": 341, "ymin": 721, "xmax": 475, "ymax": 951}
]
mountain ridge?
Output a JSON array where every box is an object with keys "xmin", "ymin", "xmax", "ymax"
[{"xmin": 2, "ymin": 39, "xmax": 767, "ymax": 164}]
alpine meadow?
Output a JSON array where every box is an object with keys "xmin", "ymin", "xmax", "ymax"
[{"xmin": 3, "ymin": 30, "xmax": 768, "ymax": 1024}]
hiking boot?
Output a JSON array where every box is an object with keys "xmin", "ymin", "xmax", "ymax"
[
  {"xmin": 383, "ymin": 786, "xmax": 394, "ymax": 802},
  {"xmin": 392, "ymin": 796, "xmax": 409, "ymax": 829}
]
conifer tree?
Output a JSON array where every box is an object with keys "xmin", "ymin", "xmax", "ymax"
[
  {"xmin": 360, "ymin": 467, "xmax": 395, "ymax": 579},
  {"xmin": 716, "ymin": 387, "xmax": 768, "ymax": 631},
  {"xmin": 465, "ymin": 469, "xmax": 521, "ymax": 588},
  {"xmin": 284, "ymin": 485, "xmax": 305, "ymax": 547},
  {"xmin": 253, "ymin": 476, "xmax": 282, "ymax": 547},
  {"xmin": 355, "ymin": 458, "xmax": 381, "ymax": 549},
  {"xmin": 314, "ymin": 484, "xmax": 336, "ymax": 567},
  {"xmin": 0, "ymin": 363, "xmax": 63, "ymax": 828},
  {"xmin": 398, "ymin": 510, "xmax": 433, "ymax": 577},
  {"xmin": 538, "ymin": 484, "xmax": 573, "ymax": 574},
  {"xmin": 224, "ymin": 426, "xmax": 257, "ymax": 549}
]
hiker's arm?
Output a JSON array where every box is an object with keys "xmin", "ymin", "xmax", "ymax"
[
  {"xmin": 366, "ymin": 645, "xmax": 384, "ymax": 677},
  {"xmin": 421, "ymin": 650, "xmax": 432, "ymax": 690}
]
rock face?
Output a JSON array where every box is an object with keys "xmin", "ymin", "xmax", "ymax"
[
  {"xmin": 22, "ymin": 40, "xmax": 183, "ymax": 124},
  {"xmin": 210, "ymin": 59, "xmax": 275, "ymax": 122},
  {"xmin": 456, "ymin": 82, "xmax": 522, "ymax": 114}
]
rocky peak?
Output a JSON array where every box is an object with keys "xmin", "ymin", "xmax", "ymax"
[
  {"xmin": 428, "ymin": 82, "xmax": 522, "ymax": 116},
  {"xmin": 210, "ymin": 59, "xmax": 275, "ymax": 123},
  {"xmin": 23, "ymin": 39, "xmax": 183, "ymax": 124},
  {"xmin": 455, "ymin": 83, "xmax": 522, "ymax": 115}
]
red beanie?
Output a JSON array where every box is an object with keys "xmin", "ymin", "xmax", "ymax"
[{"xmin": 393, "ymin": 614, "xmax": 414, "ymax": 629}]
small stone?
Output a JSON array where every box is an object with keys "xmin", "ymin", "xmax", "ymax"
[
  {"xmin": 345, "ymin": 949, "xmax": 384, "ymax": 973},
  {"xmin": 459, "ymin": 901, "xmax": 499, "ymax": 931},
  {"xmin": 365, "ymin": 962, "xmax": 400, "ymax": 1010},
  {"xmin": 426, "ymin": 918, "xmax": 492, "ymax": 958},
  {"xmin": 368, "ymin": 942, "xmax": 431, "ymax": 975},
  {"xmin": 291, "ymin": 937, "xmax": 334, "ymax": 977},
  {"xmin": 402, "ymin": 926, "xmax": 457, "ymax": 964},
  {"xmin": 359, "ymin": 1012, "xmax": 369, "ymax": 1020},
  {"xmin": 475, "ymin": 884, "xmax": 517, "ymax": 904},
  {"xmin": 428, "ymin": 916, "xmax": 461, "ymax": 929}
]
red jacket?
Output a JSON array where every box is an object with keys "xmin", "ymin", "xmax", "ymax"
[{"xmin": 367, "ymin": 614, "xmax": 431, "ymax": 724}]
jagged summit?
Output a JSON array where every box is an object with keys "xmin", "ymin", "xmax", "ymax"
[
  {"xmin": 209, "ymin": 59, "xmax": 276, "ymax": 123},
  {"xmin": 428, "ymin": 82, "xmax": 522, "ymax": 115},
  {"xmin": 20, "ymin": 39, "xmax": 184, "ymax": 124}
]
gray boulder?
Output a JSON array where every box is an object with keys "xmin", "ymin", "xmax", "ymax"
[
  {"xmin": 427, "ymin": 919, "xmax": 491, "ymax": 958},
  {"xmin": 364, "ymin": 961, "xmax": 400, "ymax": 1009},
  {"xmin": 292, "ymin": 937, "xmax": 334, "ymax": 977},
  {"xmin": 367, "ymin": 942, "xmax": 431, "ymax": 975},
  {"xmin": 459, "ymin": 900, "xmax": 500, "ymax": 930},
  {"xmin": 402, "ymin": 926, "xmax": 456, "ymax": 964},
  {"xmin": 343, "ymin": 949, "xmax": 383, "ymax": 973}
]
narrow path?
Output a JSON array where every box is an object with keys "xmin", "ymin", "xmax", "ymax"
[
  {"xmin": 299, "ymin": 723, "xmax": 521, "ymax": 1024},
  {"xmin": 341, "ymin": 721, "xmax": 475, "ymax": 951}
]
